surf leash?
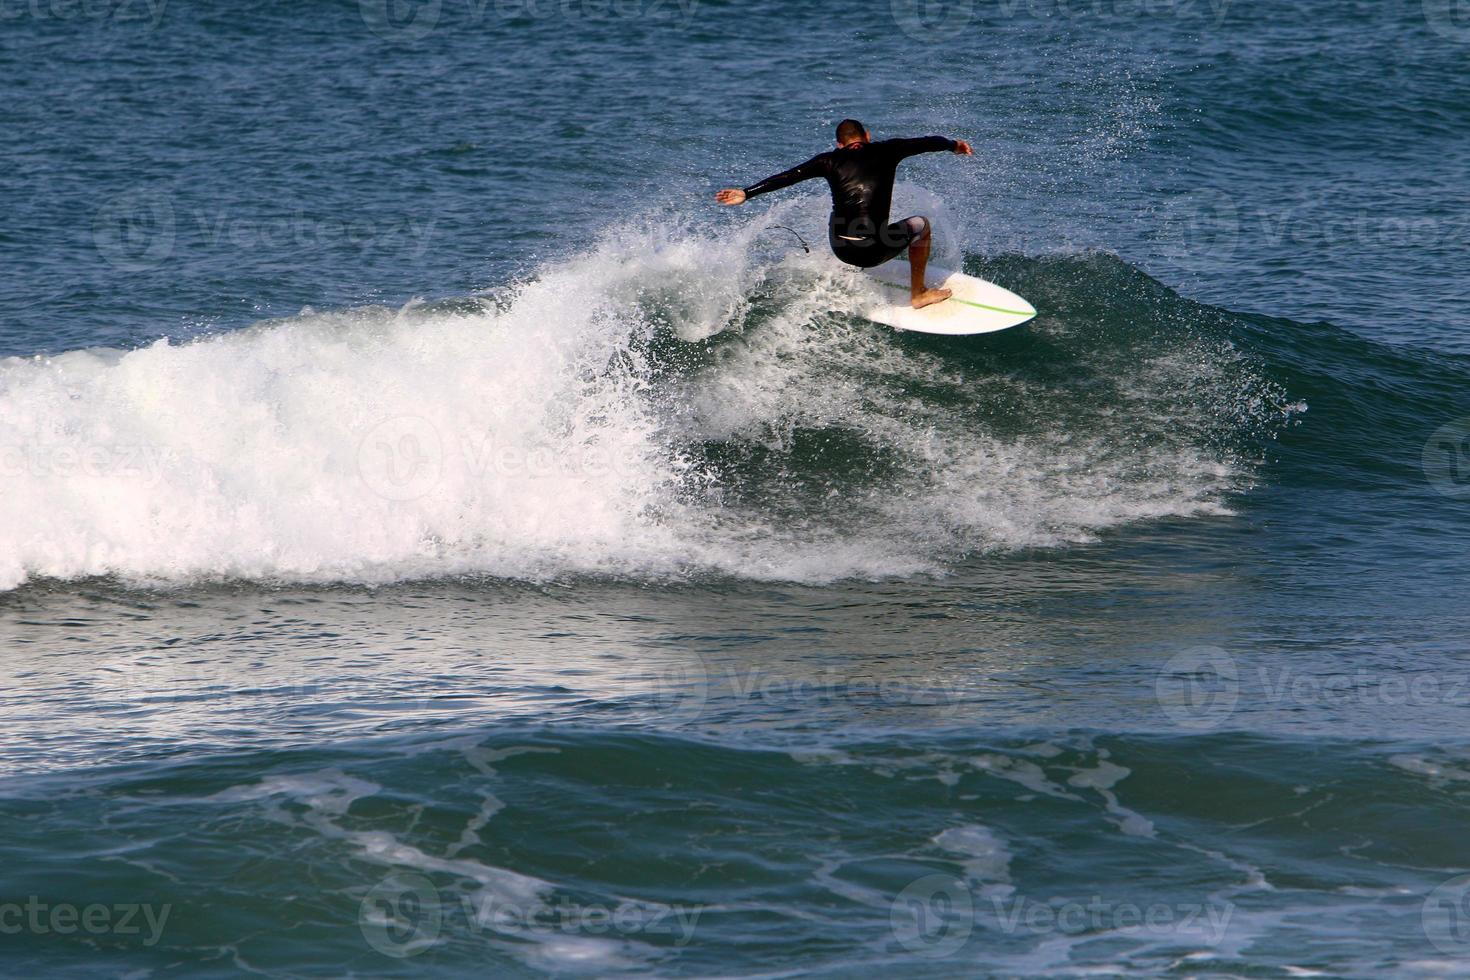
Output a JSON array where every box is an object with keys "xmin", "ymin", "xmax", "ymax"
[{"xmin": 770, "ymin": 225, "xmax": 810, "ymax": 254}]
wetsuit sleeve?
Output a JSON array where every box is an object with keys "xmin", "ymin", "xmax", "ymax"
[
  {"xmin": 883, "ymin": 136, "xmax": 958, "ymax": 160},
  {"xmin": 742, "ymin": 155, "xmax": 828, "ymax": 199}
]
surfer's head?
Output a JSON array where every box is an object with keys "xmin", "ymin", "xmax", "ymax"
[{"xmin": 836, "ymin": 119, "xmax": 869, "ymax": 148}]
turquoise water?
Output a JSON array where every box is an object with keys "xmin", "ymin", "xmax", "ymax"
[{"xmin": 5, "ymin": 1, "xmax": 1470, "ymax": 975}]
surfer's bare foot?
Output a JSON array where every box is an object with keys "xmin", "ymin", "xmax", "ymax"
[{"xmin": 911, "ymin": 287, "xmax": 951, "ymax": 309}]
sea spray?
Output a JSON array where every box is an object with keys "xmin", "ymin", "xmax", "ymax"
[{"xmin": 0, "ymin": 212, "xmax": 1294, "ymax": 590}]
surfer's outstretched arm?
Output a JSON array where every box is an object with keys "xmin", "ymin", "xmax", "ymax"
[
  {"xmin": 716, "ymin": 155, "xmax": 828, "ymax": 206},
  {"xmin": 883, "ymin": 136, "xmax": 974, "ymax": 160}
]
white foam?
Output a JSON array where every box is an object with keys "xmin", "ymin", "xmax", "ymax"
[
  {"xmin": 205, "ymin": 754, "xmax": 672, "ymax": 973},
  {"xmin": 1389, "ymin": 753, "xmax": 1470, "ymax": 783},
  {"xmin": 1067, "ymin": 761, "xmax": 1155, "ymax": 838},
  {"xmin": 970, "ymin": 753, "xmax": 1081, "ymax": 800},
  {"xmin": 0, "ymin": 205, "xmax": 1261, "ymax": 589},
  {"xmin": 934, "ymin": 823, "xmax": 1014, "ymax": 889}
]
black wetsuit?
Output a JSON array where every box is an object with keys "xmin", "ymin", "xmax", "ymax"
[{"xmin": 742, "ymin": 136, "xmax": 957, "ymax": 267}]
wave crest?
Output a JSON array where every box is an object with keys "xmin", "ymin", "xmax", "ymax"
[{"xmin": 0, "ymin": 215, "xmax": 1298, "ymax": 589}]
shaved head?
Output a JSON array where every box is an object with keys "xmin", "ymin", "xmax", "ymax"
[{"xmin": 836, "ymin": 119, "xmax": 868, "ymax": 146}]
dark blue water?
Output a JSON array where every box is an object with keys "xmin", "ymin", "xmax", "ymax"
[{"xmin": 4, "ymin": 1, "xmax": 1470, "ymax": 975}]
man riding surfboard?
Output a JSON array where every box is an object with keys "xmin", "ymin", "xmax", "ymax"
[{"xmin": 716, "ymin": 119, "xmax": 973, "ymax": 309}]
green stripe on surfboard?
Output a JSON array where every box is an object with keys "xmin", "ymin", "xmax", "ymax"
[{"xmin": 876, "ymin": 279, "xmax": 1034, "ymax": 317}]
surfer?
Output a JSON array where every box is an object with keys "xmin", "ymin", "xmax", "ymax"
[{"xmin": 716, "ymin": 119, "xmax": 973, "ymax": 309}]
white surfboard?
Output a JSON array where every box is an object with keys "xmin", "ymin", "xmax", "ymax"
[{"xmin": 861, "ymin": 259, "xmax": 1036, "ymax": 335}]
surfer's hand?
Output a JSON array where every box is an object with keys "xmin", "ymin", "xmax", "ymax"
[
  {"xmin": 715, "ymin": 188, "xmax": 747, "ymax": 206},
  {"xmin": 953, "ymin": 140, "xmax": 973, "ymax": 156}
]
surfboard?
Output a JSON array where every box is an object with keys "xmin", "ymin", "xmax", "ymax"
[{"xmin": 861, "ymin": 259, "xmax": 1036, "ymax": 335}]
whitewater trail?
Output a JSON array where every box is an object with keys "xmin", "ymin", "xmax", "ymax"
[{"xmin": 0, "ymin": 204, "xmax": 1285, "ymax": 591}]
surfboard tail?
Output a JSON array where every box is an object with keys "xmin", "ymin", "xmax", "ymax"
[{"xmin": 862, "ymin": 260, "xmax": 1036, "ymax": 335}]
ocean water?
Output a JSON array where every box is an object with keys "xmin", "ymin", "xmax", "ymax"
[{"xmin": 4, "ymin": 0, "xmax": 1470, "ymax": 975}]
